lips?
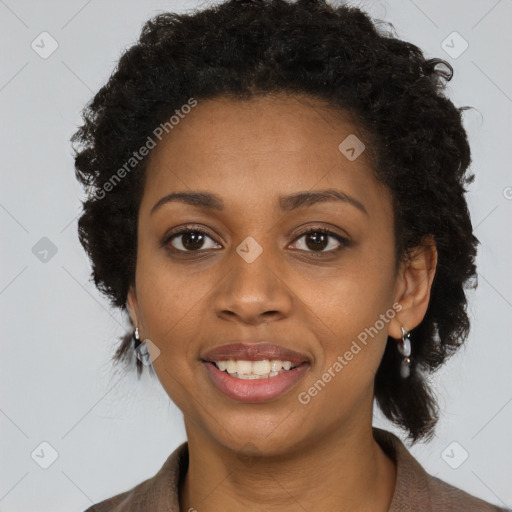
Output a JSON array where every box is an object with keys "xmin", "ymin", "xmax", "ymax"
[
  {"xmin": 201, "ymin": 342, "xmax": 310, "ymax": 366},
  {"xmin": 203, "ymin": 360, "xmax": 310, "ymax": 403},
  {"xmin": 200, "ymin": 342, "xmax": 311, "ymax": 403}
]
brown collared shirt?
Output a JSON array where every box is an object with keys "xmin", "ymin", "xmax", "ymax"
[{"xmin": 84, "ymin": 427, "xmax": 509, "ymax": 511}]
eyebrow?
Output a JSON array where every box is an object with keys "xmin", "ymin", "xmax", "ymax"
[{"xmin": 150, "ymin": 188, "xmax": 368, "ymax": 216}]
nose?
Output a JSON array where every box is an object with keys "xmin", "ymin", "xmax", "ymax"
[{"xmin": 213, "ymin": 242, "xmax": 294, "ymax": 326}]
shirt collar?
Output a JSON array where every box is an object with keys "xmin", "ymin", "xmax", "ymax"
[{"xmin": 115, "ymin": 427, "xmax": 433, "ymax": 511}]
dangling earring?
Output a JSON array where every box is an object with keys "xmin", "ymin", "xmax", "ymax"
[
  {"xmin": 397, "ymin": 326, "xmax": 411, "ymax": 378},
  {"xmin": 132, "ymin": 326, "xmax": 141, "ymax": 350}
]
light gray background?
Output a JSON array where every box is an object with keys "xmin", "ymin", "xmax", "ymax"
[{"xmin": 1, "ymin": 0, "xmax": 511, "ymax": 510}]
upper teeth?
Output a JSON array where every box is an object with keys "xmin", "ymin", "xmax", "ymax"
[{"xmin": 215, "ymin": 359, "xmax": 296, "ymax": 376}]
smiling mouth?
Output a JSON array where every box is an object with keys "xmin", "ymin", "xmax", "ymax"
[
  {"xmin": 212, "ymin": 359, "xmax": 301, "ymax": 379},
  {"xmin": 202, "ymin": 360, "xmax": 310, "ymax": 403}
]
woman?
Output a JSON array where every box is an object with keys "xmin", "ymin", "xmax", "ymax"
[{"xmin": 72, "ymin": 0, "xmax": 508, "ymax": 510}]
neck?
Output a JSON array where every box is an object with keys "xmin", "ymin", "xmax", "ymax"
[{"xmin": 179, "ymin": 417, "xmax": 396, "ymax": 511}]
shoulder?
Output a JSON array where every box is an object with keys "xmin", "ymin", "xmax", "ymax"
[
  {"xmin": 427, "ymin": 473, "xmax": 509, "ymax": 512},
  {"xmin": 82, "ymin": 442, "xmax": 188, "ymax": 512},
  {"xmin": 373, "ymin": 427, "xmax": 509, "ymax": 512},
  {"xmin": 83, "ymin": 491, "xmax": 129, "ymax": 512}
]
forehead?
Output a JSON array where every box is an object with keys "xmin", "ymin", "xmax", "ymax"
[{"xmin": 141, "ymin": 93, "xmax": 389, "ymax": 216}]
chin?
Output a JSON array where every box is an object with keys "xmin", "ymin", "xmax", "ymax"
[{"xmin": 207, "ymin": 414, "xmax": 305, "ymax": 456}]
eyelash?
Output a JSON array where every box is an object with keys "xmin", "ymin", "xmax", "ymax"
[{"xmin": 162, "ymin": 224, "xmax": 350, "ymax": 257}]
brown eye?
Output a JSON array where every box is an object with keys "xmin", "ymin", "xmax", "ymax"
[
  {"xmin": 290, "ymin": 228, "xmax": 348, "ymax": 254},
  {"xmin": 165, "ymin": 229, "xmax": 221, "ymax": 252},
  {"xmin": 304, "ymin": 231, "xmax": 329, "ymax": 251}
]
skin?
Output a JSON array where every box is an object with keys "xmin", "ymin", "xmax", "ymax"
[{"xmin": 126, "ymin": 92, "xmax": 437, "ymax": 512}]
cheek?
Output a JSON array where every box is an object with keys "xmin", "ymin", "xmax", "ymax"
[
  {"xmin": 135, "ymin": 259, "xmax": 209, "ymax": 410},
  {"xmin": 134, "ymin": 251, "xmax": 219, "ymax": 364},
  {"xmin": 295, "ymin": 244, "xmax": 397, "ymax": 391},
  {"xmin": 293, "ymin": 276, "xmax": 395, "ymax": 427},
  {"xmin": 298, "ymin": 248, "xmax": 396, "ymax": 341}
]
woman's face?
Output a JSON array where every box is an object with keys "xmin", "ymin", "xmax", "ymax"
[{"xmin": 128, "ymin": 93, "xmax": 403, "ymax": 455}]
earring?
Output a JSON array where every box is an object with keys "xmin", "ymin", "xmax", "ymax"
[
  {"xmin": 397, "ymin": 326, "xmax": 411, "ymax": 378},
  {"xmin": 132, "ymin": 326, "xmax": 141, "ymax": 349}
]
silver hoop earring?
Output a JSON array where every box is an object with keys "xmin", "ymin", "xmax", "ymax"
[
  {"xmin": 132, "ymin": 326, "xmax": 141, "ymax": 349},
  {"xmin": 397, "ymin": 326, "xmax": 411, "ymax": 378}
]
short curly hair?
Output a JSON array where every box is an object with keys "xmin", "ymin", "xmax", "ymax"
[{"xmin": 71, "ymin": 0, "xmax": 478, "ymax": 443}]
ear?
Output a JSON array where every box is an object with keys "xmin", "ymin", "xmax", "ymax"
[
  {"xmin": 388, "ymin": 236, "xmax": 438, "ymax": 340},
  {"xmin": 126, "ymin": 284, "xmax": 140, "ymax": 329}
]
